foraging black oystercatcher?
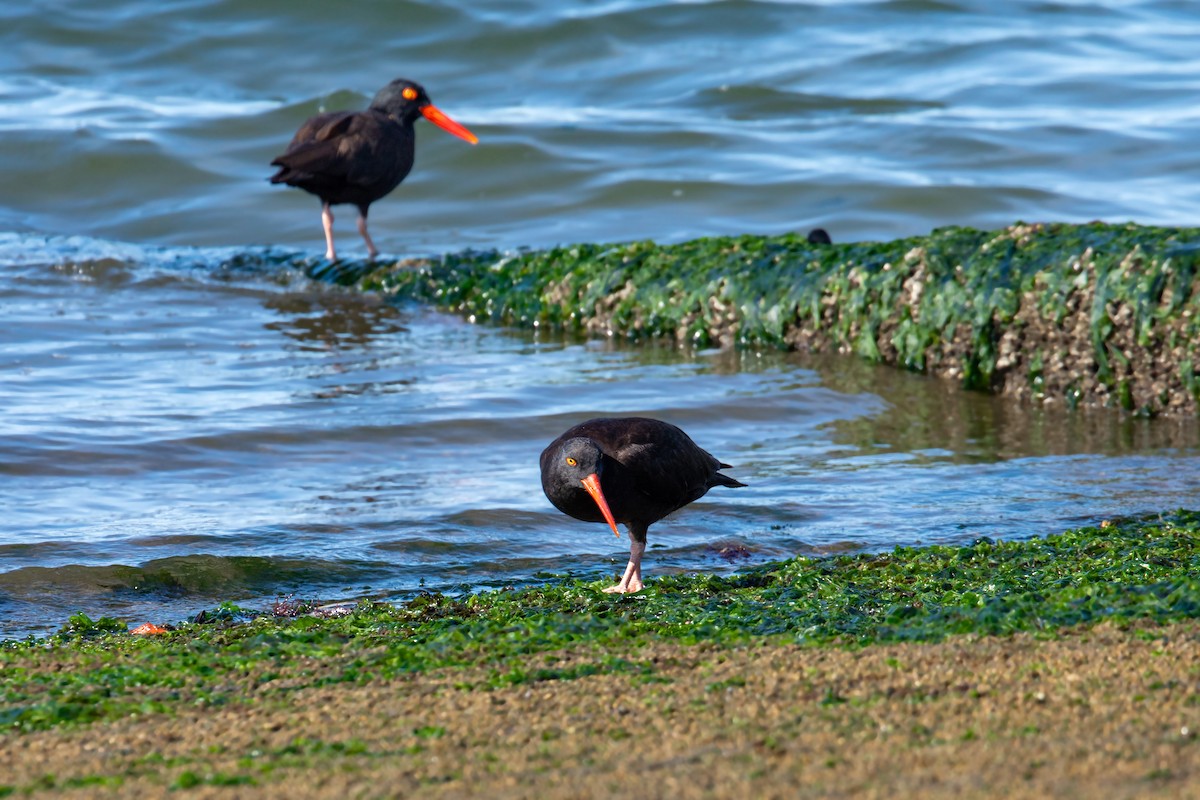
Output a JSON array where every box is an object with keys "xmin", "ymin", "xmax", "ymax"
[
  {"xmin": 270, "ymin": 78, "xmax": 477, "ymax": 261},
  {"xmin": 540, "ymin": 417, "xmax": 746, "ymax": 593}
]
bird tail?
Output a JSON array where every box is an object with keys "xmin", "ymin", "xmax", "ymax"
[{"xmin": 713, "ymin": 471, "xmax": 746, "ymax": 489}]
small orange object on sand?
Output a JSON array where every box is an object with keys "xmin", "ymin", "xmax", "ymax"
[{"xmin": 130, "ymin": 623, "xmax": 169, "ymax": 635}]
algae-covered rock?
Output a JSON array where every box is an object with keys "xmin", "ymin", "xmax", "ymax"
[{"xmin": 348, "ymin": 222, "xmax": 1200, "ymax": 415}]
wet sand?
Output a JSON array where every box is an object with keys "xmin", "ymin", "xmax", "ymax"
[{"xmin": 5, "ymin": 620, "xmax": 1198, "ymax": 798}]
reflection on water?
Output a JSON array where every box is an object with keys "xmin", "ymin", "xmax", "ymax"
[
  {"xmin": 263, "ymin": 291, "xmax": 410, "ymax": 351},
  {"xmin": 0, "ymin": 247, "xmax": 1197, "ymax": 640},
  {"xmin": 809, "ymin": 353, "xmax": 1200, "ymax": 461}
]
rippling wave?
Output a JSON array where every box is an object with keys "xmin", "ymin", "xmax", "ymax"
[{"xmin": 2, "ymin": 0, "xmax": 1198, "ymax": 251}]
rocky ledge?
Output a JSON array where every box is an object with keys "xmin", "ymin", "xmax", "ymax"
[{"xmin": 323, "ymin": 221, "xmax": 1200, "ymax": 416}]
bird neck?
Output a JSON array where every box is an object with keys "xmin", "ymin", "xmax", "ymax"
[{"xmin": 370, "ymin": 102, "xmax": 420, "ymax": 126}]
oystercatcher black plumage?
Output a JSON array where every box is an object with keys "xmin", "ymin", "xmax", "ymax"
[
  {"xmin": 270, "ymin": 78, "xmax": 477, "ymax": 260},
  {"xmin": 540, "ymin": 417, "xmax": 746, "ymax": 593}
]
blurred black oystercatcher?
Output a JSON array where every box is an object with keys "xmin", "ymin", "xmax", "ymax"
[
  {"xmin": 270, "ymin": 78, "xmax": 477, "ymax": 261},
  {"xmin": 540, "ymin": 417, "xmax": 746, "ymax": 593}
]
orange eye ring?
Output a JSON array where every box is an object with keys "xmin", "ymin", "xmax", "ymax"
[
  {"xmin": 401, "ymin": 86, "xmax": 418, "ymax": 101},
  {"xmin": 565, "ymin": 457, "xmax": 577, "ymax": 467}
]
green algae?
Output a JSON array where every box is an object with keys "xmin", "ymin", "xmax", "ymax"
[
  {"xmin": 2, "ymin": 510, "xmax": 1199, "ymax": 734},
  {"xmin": 333, "ymin": 222, "xmax": 1200, "ymax": 414}
]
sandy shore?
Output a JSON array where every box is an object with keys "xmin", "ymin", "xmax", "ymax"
[{"xmin": 5, "ymin": 620, "xmax": 1198, "ymax": 798}]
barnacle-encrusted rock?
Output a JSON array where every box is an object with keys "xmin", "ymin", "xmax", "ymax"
[{"xmin": 352, "ymin": 222, "xmax": 1200, "ymax": 416}]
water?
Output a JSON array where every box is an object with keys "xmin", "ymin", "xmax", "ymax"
[
  {"xmin": 2, "ymin": 1, "xmax": 1199, "ymax": 639},
  {"xmin": 4, "ymin": 0, "xmax": 1200, "ymax": 250}
]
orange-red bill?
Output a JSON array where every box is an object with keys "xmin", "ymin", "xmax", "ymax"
[
  {"xmin": 420, "ymin": 104, "xmax": 478, "ymax": 144},
  {"xmin": 580, "ymin": 473, "xmax": 620, "ymax": 538}
]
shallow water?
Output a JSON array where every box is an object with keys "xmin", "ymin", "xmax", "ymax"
[{"xmin": 3, "ymin": 1, "xmax": 1200, "ymax": 638}]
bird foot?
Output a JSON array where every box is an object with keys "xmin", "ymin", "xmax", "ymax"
[{"xmin": 603, "ymin": 562, "xmax": 643, "ymax": 593}]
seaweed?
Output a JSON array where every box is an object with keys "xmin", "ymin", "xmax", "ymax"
[
  {"xmin": 3, "ymin": 510, "xmax": 1199, "ymax": 733},
  {"xmin": 339, "ymin": 222, "xmax": 1200, "ymax": 414}
]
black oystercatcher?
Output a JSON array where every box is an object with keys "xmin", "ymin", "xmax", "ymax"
[
  {"xmin": 540, "ymin": 417, "xmax": 747, "ymax": 593},
  {"xmin": 270, "ymin": 78, "xmax": 477, "ymax": 261}
]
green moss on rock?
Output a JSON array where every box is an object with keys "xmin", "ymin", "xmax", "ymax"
[{"xmin": 338, "ymin": 222, "xmax": 1200, "ymax": 415}]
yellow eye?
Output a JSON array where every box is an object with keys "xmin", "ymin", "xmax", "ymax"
[
  {"xmin": 402, "ymin": 86, "xmax": 418, "ymax": 101},
  {"xmin": 565, "ymin": 457, "xmax": 577, "ymax": 467}
]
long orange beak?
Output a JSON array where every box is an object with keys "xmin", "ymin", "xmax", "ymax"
[
  {"xmin": 420, "ymin": 104, "xmax": 478, "ymax": 144},
  {"xmin": 580, "ymin": 473, "xmax": 621, "ymax": 538}
]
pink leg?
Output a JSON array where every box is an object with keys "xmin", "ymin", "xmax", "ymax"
[
  {"xmin": 321, "ymin": 203, "xmax": 337, "ymax": 261},
  {"xmin": 357, "ymin": 213, "xmax": 378, "ymax": 260},
  {"xmin": 604, "ymin": 537, "xmax": 646, "ymax": 593}
]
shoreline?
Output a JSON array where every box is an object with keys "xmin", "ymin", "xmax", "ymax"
[{"xmin": 4, "ymin": 511, "xmax": 1199, "ymax": 796}]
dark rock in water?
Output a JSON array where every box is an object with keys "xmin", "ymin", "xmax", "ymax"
[
  {"xmin": 707, "ymin": 541, "xmax": 754, "ymax": 562},
  {"xmin": 807, "ymin": 228, "xmax": 832, "ymax": 245}
]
